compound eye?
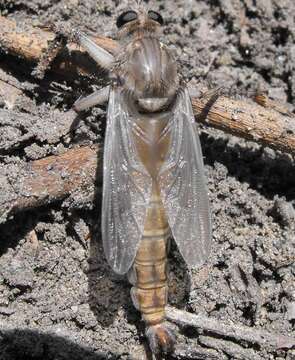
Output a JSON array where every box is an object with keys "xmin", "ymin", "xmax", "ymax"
[
  {"xmin": 116, "ymin": 11, "xmax": 138, "ymax": 28},
  {"xmin": 148, "ymin": 10, "xmax": 164, "ymax": 26}
]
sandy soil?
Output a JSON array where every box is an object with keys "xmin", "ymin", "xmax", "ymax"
[{"xmin": 0, "ymin": 0, "xmax": 294, "ymax": 359}]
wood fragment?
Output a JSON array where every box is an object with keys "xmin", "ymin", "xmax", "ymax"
[
  {"xmin": 31, "ymin": 33, "xmax": 67, "ymax": 79},
  {"xmin": 193, "ymin": 95, "xmax": 295, "ymax": 155},
  {"xmin": 25, "ymin": 229, "xmax": 39, "ymax": 250},
  {"xmin": 165, "ymin": 306, "xmax": 295, "ymax": 350},
  {"xmin": 198, "ymin": 335, "xmax": 262, "ymax": 360},
  {"xmin": 25, "ymin": 229, "xmax": 40, "ymax": 257},
  {"xmin": 1, "ymin": 15, "xmax": 294, "ymax": 155},
  {"xmin": 0, "ymin": 146, "xmax": 98, "ymax": 223}
]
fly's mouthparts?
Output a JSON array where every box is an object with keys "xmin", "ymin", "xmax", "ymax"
[{"xmin": 138, "ymin": 97, "xmax": 169, "ymax": 113}]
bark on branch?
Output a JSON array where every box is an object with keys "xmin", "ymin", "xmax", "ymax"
[
  {"xmin": 0, "ymin": 146, "xmax": 98, "ymax": 223},
  {"xmin": 1, "ymin": 15, "xmax": 294, "ymax": 155}
]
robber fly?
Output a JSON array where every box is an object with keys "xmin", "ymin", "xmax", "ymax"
[{"xmin": 73, "ymin": 3, "xmax": 211, "ymax": 355}]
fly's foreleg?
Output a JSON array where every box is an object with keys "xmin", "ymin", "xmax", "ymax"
[{"xmin": 187, "ymin": 84, "xmax": 223, "ymax": 101}]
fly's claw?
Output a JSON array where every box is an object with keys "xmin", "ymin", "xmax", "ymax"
[{"xmin": 72, "ymin": 29, "xmax": 83, "ymax": 46}]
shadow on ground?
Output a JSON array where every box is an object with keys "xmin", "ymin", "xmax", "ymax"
[{"xmin": 0, "ymin": 329, "xmax": 110, "ymax": 360}]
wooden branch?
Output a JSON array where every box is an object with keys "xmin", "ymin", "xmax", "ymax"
[
  {"xmin": 0, "ymin": 16, "xmax": 118, "ymax": 77},
  {"xmin": 193, "ymin": 95, "xmax": 295, "ymax": 155},
  {"xmin": 1, "ymin": 15, "xmax": 294, "ymax": 155},
  {"xmin": 0, "ymin": 146, "xmax": 98, "ymax": 223},
  {"xmin": 166, "ymin": 306, "xmax": 295, "ymax": 350}
]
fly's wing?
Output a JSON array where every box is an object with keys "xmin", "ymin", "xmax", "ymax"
[
  {"xmin": 102, "ymin": 88, "xmax": 152, "ymax": 275},
  {"xmin": 159, "ymin": 88, "xmax": 212, "ymax": 267}
]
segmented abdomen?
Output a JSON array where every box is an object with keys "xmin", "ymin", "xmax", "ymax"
[{"xmin": 129, "ymin": 187, "xmax": 170, "ymax": 325}]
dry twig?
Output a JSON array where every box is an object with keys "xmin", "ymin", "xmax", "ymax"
[
  {"xmin": 166, "ymin": 306, "xmax": 295, "ymax": 350},
  {"xmin": 193, "ymin": 95, "xmax": 295, "ymax": 155},
  {"xmin": 254, "ymin": 93, "xmax": 295, "ymax": 118}
]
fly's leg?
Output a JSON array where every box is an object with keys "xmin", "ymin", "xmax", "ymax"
[
  {"xmin": 189, "ymin": 86, "xmax": 223, "ymax": 128},
  {"xmin": 75, "ymin": 32, "xmax": 115, "ymax": 70},
  {"xmin": 73, "ymin": 86, "xmax": 110, "ymax": 111},
  {"xmin": 188, "ymin": 85, "xmax": 223, "ymax": 100}
]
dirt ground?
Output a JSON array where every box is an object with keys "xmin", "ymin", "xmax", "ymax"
[{"xmin": 0, "ymin": 0, "xmax": 295, "ymax": 359}]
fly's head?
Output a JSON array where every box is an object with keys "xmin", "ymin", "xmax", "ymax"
[{"xmin": 113, "ymin": 7, "xmax": 179, "ymax": 114}]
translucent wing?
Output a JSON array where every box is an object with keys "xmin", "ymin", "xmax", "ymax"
[
  {"xmin": 102, "ymin": 88, "xmax": 152, "ymax": 275},
  {"xmin": 159, "ymin": 88, "xmax": 212, "ymax": 267}
]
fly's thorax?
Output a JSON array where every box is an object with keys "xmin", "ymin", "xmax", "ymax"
[
  {"xmin": 131, "ymin": 112, "xmax": 171, "ymax": 178},
  {"xmin": 115, "ymin": 36, "xmax": 179, "ymax": 113}
]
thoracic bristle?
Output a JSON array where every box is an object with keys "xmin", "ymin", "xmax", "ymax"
[{"xmin": 146, "ymin": 324, "xmax": 175, "ymax": 355}]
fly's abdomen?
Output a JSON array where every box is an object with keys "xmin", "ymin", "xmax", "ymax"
[
  {"xmin": 129, "ymin": 190, "xmax": 169, "ymax": 324},
  {"xmin": 128, "ymin": 188, "xmax": 175, "ymax": 353}
]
